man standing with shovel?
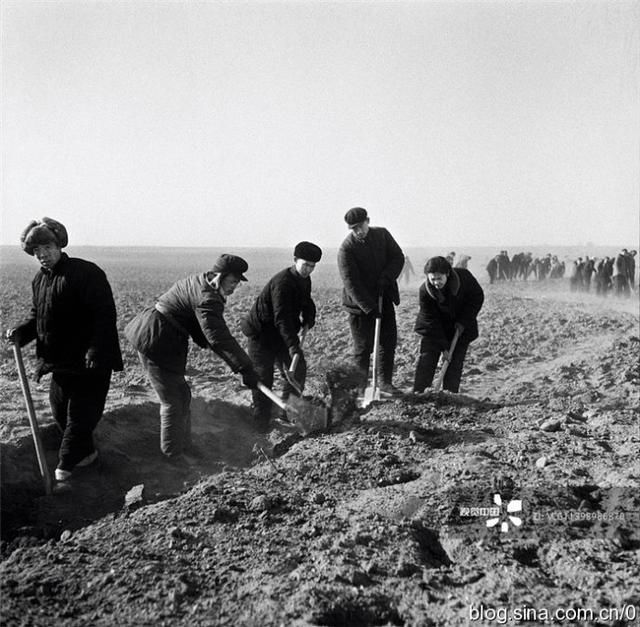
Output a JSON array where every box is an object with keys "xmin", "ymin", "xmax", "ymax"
[
  {"xmin": 5, "ymin": 218, "xmax": 123, "ymax": 484},
  {"xmin": 241, "ymin": 241, "xmax": 322, "ymax": 431},
  {"xmin": 338, "ymin": 208, "xmax": 404, "ymax": 397}
]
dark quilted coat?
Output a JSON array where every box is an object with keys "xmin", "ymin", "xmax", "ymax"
[
  {"xmin": 17, "ymin": 253, "xmax": 123, "ymax": 376},
  {"xmin": 414, "ymin": 268, "xmax": 484, "ymax": 350}
]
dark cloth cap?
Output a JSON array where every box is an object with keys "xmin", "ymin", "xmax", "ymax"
[
  {"xmin": 20, "ymin": 217, "xmax": 69, "ymax": 255},
  {"xmin": 294, "ymin": 241, "xmax": 322, "ymax": 262},
  {"xmin": 424, "ymin": 256, "xmax": 452, "ymax": 275},
  {"xmin": 344, "ymin": 207, "xmax": 368, "ymax": 226},
  {"xmin": 212, "ymin": 254, "xmax": 249, "ymax": 281}
]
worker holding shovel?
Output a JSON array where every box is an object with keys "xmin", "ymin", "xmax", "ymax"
[
  {"xmin": 241, "ymin": 241, "xmax": 322, "ymax": 432},
  {"xmin": 125, "ymin": 254, "xmax": 260, "ymax": 460},
  {"xmin": 413, "ymin": 256, "xmax": 484, "ymax": 393},
  {"xmin": 5, "ymin": 218, "xmax": 123, "ymax": 484},
  {"xmin": 338, "ymin": 207, "xmax": 405, "ymax": 395}
]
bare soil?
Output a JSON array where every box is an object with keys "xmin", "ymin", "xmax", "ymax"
[{"xmin": 1, "ymin": 265, "xmax": 639, "ymax": 626}]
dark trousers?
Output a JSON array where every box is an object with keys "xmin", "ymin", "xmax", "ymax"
[
  {"xmin": 614, "ymin": 275, "xmax": 630, "ymax": 297},
  {"xmin": 50, "ymin": 368, "xmax": 112, "ymax": 470},
  {"xmin": 349, "ymin": 307, "xmax": 397, "ymax": 387},
  {"xmin": 139, "ymin": 353, "xmax": 191, "ymax": 458},
  {"xmin": 247, "ymin": 336, "xmax": 306, "ymax": 425},
  {"xmin": 413, "ymin": 338, "xmax": 469, "ymax": 393}
]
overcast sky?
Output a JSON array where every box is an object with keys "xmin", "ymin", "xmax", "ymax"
[{"xmin": 2, "ymin": 1, "xmax": 638, "ymax": 250}]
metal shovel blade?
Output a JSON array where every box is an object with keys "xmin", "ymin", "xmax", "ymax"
[
  {"xmin": 359, "ymin": 295, "xmax": 383, "ymax": 409},
  {"xmin": 283, "ymin": 368, "xmax": 303, "ymax": 396},
  {"xmin": 283, "ymin": 327, "xmax": 307, "ymax": 395},
  {"xmin": 257, "ymin": 381, "xmax": 327, "ymax": 436},
  {"xmin": 433, "ymin": 327, "xmax": 462, "ymax": 392},
  {"xmin": 361, "ymin": 385, "xmax": 381, "ymax": 408},
  {"xmin": 286, "ymin": 396, "xmax": 329, "ymax": 436}
]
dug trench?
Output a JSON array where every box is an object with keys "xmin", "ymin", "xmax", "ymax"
[
  {"xmin": 1, "ymin": 286, "xmax": 639, "ymax": 625},
  {"xmin": 0, "ymin": 393, "xmax": 308, "ymax": 545}
]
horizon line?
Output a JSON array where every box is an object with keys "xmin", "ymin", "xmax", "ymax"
[{"xmin": 1, "ymin": 242, "xmax": 636, "ymax": 250}]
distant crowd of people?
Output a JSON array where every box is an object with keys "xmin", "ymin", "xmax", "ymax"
[
  {"xmin": 567, "ymin": 250, "xmax": 637, "ymax": 297},
  {"xmin": 485, "ymin": 249, "xmax": 638, "ymax": 297},
  {"xmin": 486, "ymin": 251, "xmax": 565, "ymax": 283}
]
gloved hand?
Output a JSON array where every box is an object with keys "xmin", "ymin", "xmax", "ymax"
[
  {"xmin": 240, "ymin": 367, "xmax": 260, "ymax": 389},
  {"xmin": 377, "ymin": 275, "xmax": 392, "ymax": 291},
  {"xmin": 302, "ymin": 314, "xmax": 315, "ymax": 330},
  {"xmin": 4, "ymin": 328, "xmax": 21, "ymax": 344},
  {"xmin": 4, "ymin": 328, "xmax": 20, "ymax": 344},
  {"xmin": 454, "ymin": 322, "xmax": 465, "ymax": 335}
]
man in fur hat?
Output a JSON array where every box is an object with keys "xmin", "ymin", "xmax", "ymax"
[
  {"xmin": 338, "ymin": 208, "xmax": 404, "ymax": 394},
  {"xmin": 241, "ymin": 241, "xmax": 322, "ymax": 431},
  {"xmin": 5, "ymin": 218, "xmax": 123, "ymax": 482},
  {"xmin": 125, "ymin": 254, "xmax": 260, "ymax": 458}
]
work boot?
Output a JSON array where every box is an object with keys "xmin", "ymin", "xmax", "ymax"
[
  {"xmin": 163, "ymin": 453, "xmax": 193, "ymax": 468},
  {"xmin": 77, "ymin": 450, "xmax": 99, "ymax": 467},
  {"xmin": 379, "ymin": 382, "xmax": 402, "ymax": 397},
  {"xmin": 184, "ymin": 443, "xmax": 205, "ymax": 459}
]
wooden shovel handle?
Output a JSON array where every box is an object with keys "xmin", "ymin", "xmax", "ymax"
[
  {"xmin": 288, "ymin": 326, "xmax": 308, "ymax": 375},
  {"xmin": 12, "ymin": 343, "xmax": 53, "ymax": 494},
  {"xmin": 371, "ymin": 295, "xmax": 383, "ymax": 389},
  {"xmin": 257, "ymin": 382, "xmax": 288, "ymax": 411},
  {"xmin": 434, "ymin": 327, "xmax": 462, "ymax": 391},
  {"xmin": 445, "ymin": 326, "xmax": 462, "ymax": 363}
]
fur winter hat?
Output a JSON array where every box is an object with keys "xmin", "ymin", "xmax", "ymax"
[
  {"xmin": 20, "ymin": 217, "xmax": 69, "ymax": 255},
  {"xmin": 293, "ymin": 241, "xmax": 322, "ymax": 263}
]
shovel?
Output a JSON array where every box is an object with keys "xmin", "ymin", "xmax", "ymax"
[
  {"xmin": 433, "ymin": 326, "xmax": 462, "ymax": 392},
  {"xmin": 361, "ymin": 295, "xmax": 383, "ymax": 408},
  {"xmin": 257, "ymin": 382, "xmax": 328, "ymax": 436},
  {"xmin": 12, "ymin": 343, "xmax": 53, "ymax": 495},
  {"xmin": 284, "ymin": 326, "xmax": 307, "ymax": 395}
]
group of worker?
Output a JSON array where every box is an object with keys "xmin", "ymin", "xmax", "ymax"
[
  {"xmin": 486, "ymin": 249, "xmax": 638, "ymax": 298},
  {"xmin": 486, "ymin": 251, "xmax": 566, "ymax": 283},
  {"xmin": 567, "ymin": 251, "xmax": 637, "ymax": 297},
  {"xmin": 5, "ymin": 210, "xmax": 484, "ymax": 483}
]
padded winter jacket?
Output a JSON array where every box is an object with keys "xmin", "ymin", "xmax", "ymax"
[
  {"xmin": 125, "ymin": 272, "xmax": 251, "ymax": 375},
  {"xmin": 414, "ymin": 268, "xmax": 484, "ymax": 350},
  {"xmin": 241, "ymin": 266, "xmax": 316, "ymax": 351},
  {"xmin": 337, "ymin": 227, "xmax": 404, "ymax": 315},
  {"xmin": 16, "ymin": 253, "xmax": 123, "ymax": 377}
]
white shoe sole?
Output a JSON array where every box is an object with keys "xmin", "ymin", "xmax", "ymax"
[{"xmin": 55, "ymin": 468, "xmax": 72, "ymax": 481}]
